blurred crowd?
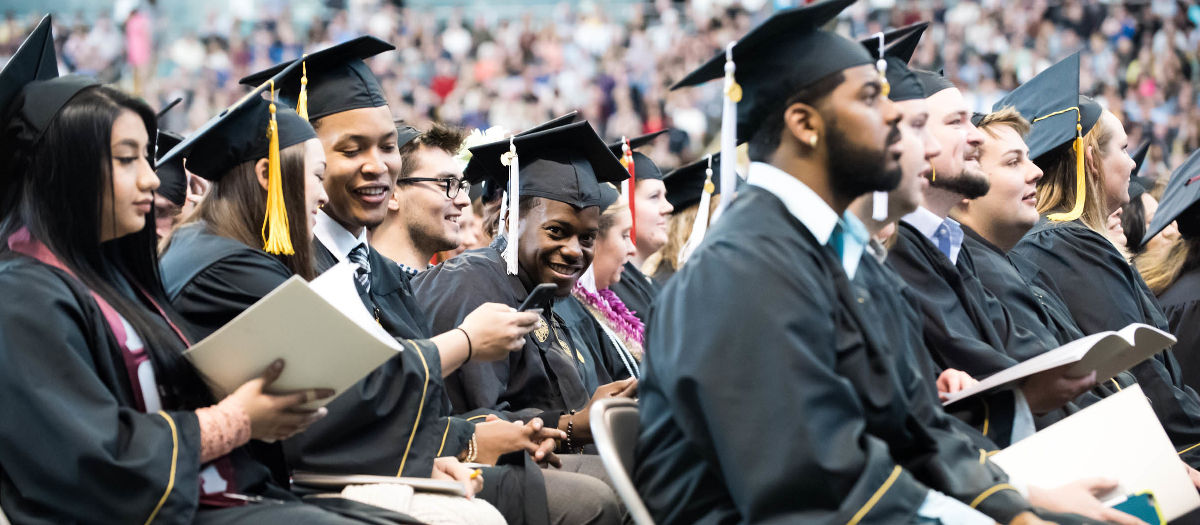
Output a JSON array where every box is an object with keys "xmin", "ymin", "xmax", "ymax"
[{"xmin": 1, "ymin": 0, "xmax": 1198, "ymax": 178}]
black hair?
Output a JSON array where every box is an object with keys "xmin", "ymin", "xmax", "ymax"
[
  {"xmin": 0, "ymin": 85, "xmax": 213, "ymax": 410},
  {"xmin": 747, "ymin": 71, "xmax": 846, "ymax": 162}
]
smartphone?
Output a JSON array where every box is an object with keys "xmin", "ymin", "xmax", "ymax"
[
  {"xmin": 1111, "ymin": 491, "xmax": 1164, "ymax": 525},
  {"xmin": 518, "ymin": 283, "xmax": 558, "ymax": 312}
]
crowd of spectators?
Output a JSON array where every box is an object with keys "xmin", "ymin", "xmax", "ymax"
[{"xmin": 2, "ymin": 0, "xmax": 1198, "ymax": 178}]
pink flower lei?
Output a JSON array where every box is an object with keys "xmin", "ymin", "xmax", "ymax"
[{"xmin": 572, "ymin": 282, "xmax": 644, "ymax": 347}]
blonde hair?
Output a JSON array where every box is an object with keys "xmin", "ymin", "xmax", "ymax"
[
  {"xmin": 1034, "ymin": 111, "xmax": 1117, "ymax": 233},
  {"xmin": 1136, "ymin": 237, "xmax": 1198, "ymax": 294},
  {"xmin": 977, "ymin": 106, "xmax": 1031, "ymax": 140},
  {"xmin": 642, "ymin": 194, "xmax": 721, "ymax": 276}
]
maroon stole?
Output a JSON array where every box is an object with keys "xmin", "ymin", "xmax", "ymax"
[{"xmin": 7, "ymin": 228, "xmax": 243, "ymax": 507}]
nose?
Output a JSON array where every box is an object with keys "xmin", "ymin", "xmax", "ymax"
[
  {"xmin": 452, "ymin": 185, "xmax": 470, "ymax": 209},
  {"xmin": 361, "ymin": 149, "xmax": 389, "ymax": 178},
  {"xmin": 625, "ymin": 237, "xmax": 637, "ymax": 258},
  {"xmin": 881, "ymin": 97, "xmax": 901, "ymax": 129},
  {"xmin": 141, "ymin": 157, "xmax": 160, "ymax": 192},
  {"xmin": 1028, "ymin": 161, "xmax": 1044, "ymax": 185},
  {"xmin": 965, "ymin": 121, "xmax": 985, "ymax": 148},
  {"xmin": 661, "ymin": 199, "xmax": 674, "ymax": 215},
  {"xmin": 923, "ymin": 131, "xmax": 943, "ymax": 161},
  {"xmin": 318, "ymin": 185, "xmax": 330, "ymax": 208},
  {"xmin": 560, "ymin": 236, "xmax": 583, "ymax": 260}
]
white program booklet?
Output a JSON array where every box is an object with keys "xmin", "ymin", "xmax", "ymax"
[
  {"xmin": 184, "ymin": 262, "xmax": 402, "ymax": 408},
  {"xmin": 990, "ymin": 384, "xmax": 1200, "ymax": 521},
  {"xmin": 943, "ymin": 323, "xmax": 1175, "ymax": 406}
]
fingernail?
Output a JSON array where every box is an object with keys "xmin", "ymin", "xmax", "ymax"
[{"xmin": 272, "ymin": 359, "xmax": 284, "ymax": 369}]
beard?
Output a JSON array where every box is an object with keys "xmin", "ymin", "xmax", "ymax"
[
  {"xmin": 827, "ymin": 117, "xmax": 902, "ymax": 199},
  {"xmin": 408, "ymin": 212, "xmax": 460, "ymax": 255},
  {"xmin": 929, "ymin": 162, "xmax": 990, "ymax": 199}
]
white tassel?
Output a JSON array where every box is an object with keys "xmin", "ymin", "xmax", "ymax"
[
  {"xmin": 713, "ymin": 42, "xmax": 739, "ymax": 223},
  {"xmin": 872, "ymin": 191, "xmax": 888, "ymax": 221},
  {"xmin": 502, "ymin": 137, "xmax": 519, "ymax": 275},
  {"xmin": 679, "ymin": 155, "xmax": 714, "ymax": 266}
]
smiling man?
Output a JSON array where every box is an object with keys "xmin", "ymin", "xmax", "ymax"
[{"xmin": 371, "ymin": 123, "xmax": 471, "ymax": 275}]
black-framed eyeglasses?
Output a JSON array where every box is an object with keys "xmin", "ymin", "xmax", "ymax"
[{"xmin": 396, "ymin": 177, "xmax": 471, "ymax": 199}]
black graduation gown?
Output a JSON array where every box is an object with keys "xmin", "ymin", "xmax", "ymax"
[
  {"xmin": 1159, "ymin": 268, "xmax": 1200, "ymax": 391},
  {"xmin": 649, "ymin": 263, "xmax": 675, "ymax": 286},
  {"xmin": 634, "ymin": 186, "xmax": 1031, "ymax": 525},
  {"xmin": 0, "ymin": 252, "xmax": 420, "ymax": 525},
  {"xmin": 608, "ymin": 261, "xmax": 658, "ymax": 325},
  {"xmin": 411, "ymin": 237, "xmax": 632, "ymax": 427},
  {"xmin": 160, "ymin": 224, "xmax": 472, "ymax": 479},
  {"xmin": 1012, "ymin": 219, "xmax": 1200, "ymax": 465},
  {"xmin": 962, "ymin": 227, "xmax": 1132, "ymax": 411}
]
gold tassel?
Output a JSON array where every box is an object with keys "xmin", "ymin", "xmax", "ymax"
[
  {"xmin": 296, "ymin": 57, "xmax": 309, "ymax": 120},
  {"xmin": 1047, "ymin": 122, "xmax": 1086, "ymax": 222},
  {"xmin": 930, "ymin": 164, "xmax": 936, "ymax": 182},
  {"xmin": 262, "ymin": 80, "xmax": 294, "ymax": 255}
]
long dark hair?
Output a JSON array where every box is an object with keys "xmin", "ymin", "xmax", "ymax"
[
  {"xmin": 0, "ymin": 85, "xmax": 213, "ymax": 409},
  {"xmin": 169, "ymin": 143, "xmax": 316, "ymax": 279}
]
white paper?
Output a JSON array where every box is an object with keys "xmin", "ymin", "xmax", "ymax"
[
  {"xmin": 943, "ymin": 323, "xmax": 1175, "ymax": 406},
  {"xmin": 184, "ymin": 262, "xmax": 402, "ymax": 408},
  {"xmin": 991, "ymin": 385, "xmax": 1200, "ymax": 521}
]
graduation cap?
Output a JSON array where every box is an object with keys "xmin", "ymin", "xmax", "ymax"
[
  {"xmin": 155, "ymin": 130, "xmax": 187, "ymax": 206},
  {"xmin": 598, "ymin": 182, "xmax": 621, "ymax": 210},
  {"xmin": 1143, "ymin": 148, "xmax": 1200, "ymax": 242},
  {"xmin": 473, "ymin": 112, "xmax": 582, "ymax": 203},
  {"xmin": 994, "ymin": 53, "xmax": 1102, "ymax": 221},
  {"xmin": 0, "ymin": 15, "xmax": 99, "ymax": 150},
  {"xmin": 464, "ymin": 120, "xmax": 629, "ymax": 273},
  {"xmin": 160, "ymin": 69, "xmax": 316, "ymax": 255},
  {"xmin": 239, "ymin": 36, "xmax": 394, "ymax": 121},
  {"xmin": 1128, "ymin": 140, "xmax": 1151, "ymax": 201},
  {"xmin": 662, "ymin": 154, "xmax": 722, "ymax": 265},
  {"xmin": 671, "ymin": 0, "xmax": 871, "ymax": 222},
  {"xmin": 911, "ymin": 68, "xmax": 955, "ymax": 98},
  {"xmin": 396, "ymin": 124, "xmax": 421, "ymax": 147}
]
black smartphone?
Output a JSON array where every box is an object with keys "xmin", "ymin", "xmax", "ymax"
[{"xmin": 518, "ymin": 283, "xmax": 558, "ymax": 312}]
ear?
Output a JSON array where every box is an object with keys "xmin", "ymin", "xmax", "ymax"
[
  {"xmin": 254, "ymin": 158, "xmax": 270, "ymax": 191},
  {"xmin": 1083, "ymin": 144, "xmax": 1100, "ymax": 180},
  {"xmin": 387, "ymin": 186, "xmax": 402, "ymax": 212},
  {"xmin": 783, "ymin": 101, "xmax": 823, "ymax": 153}
]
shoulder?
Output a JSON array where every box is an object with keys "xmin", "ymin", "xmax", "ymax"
[
  {"xmin": 0, "ymin": 255, "xmax": 97, "ymax": 332},
  {"xmin": 1159, "ymin": 269, "xmax": 1200, "ymax": 308}
]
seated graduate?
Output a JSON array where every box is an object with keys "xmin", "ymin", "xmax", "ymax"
[
  {"xmin": 413, "ymin": 120, "xmax": 638, "ymax": 456},
  {"xmin": 1139, "ymin": 149, "xmax": 1200, "ymax": 391},
  {"xmin": 569, "ymin": 183, "xmax": 644, "ymax": 373},
  {"xmin": 370, "ymin": 123, "xmax": 469, "ymax": 276},
  {"xmin": 642, "ymin": 153, "xmax": 724, "ymax": 284},
  {"xmin": 0, "ymin": 19, "xmax": 423, "ymax": 525},
  {"xmin": 1000, "ymin": 55, "xmax": 1200, "ymax": 469},
  {"xmin": 236, "ymin": 39, "xmax": 623, "ymax": 525},
  {"xmin": 878, "ymin": 31, "xmax": 1094, "ymax": 443},
  {"xmin": 635, "ymin": 3, "xmax": 1083, "ymax": 523},
  {"xmin": 606, "ymin": 132, "xmax": 672, "ymax": 325}
]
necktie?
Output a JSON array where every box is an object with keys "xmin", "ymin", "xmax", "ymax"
[
  {"xmin": 830, "ymin": 221, "xmax": 846, "ymax": 260},
  {"xmin": 348, "ymin": 243, "xmax": 371, "ymax": 295}
]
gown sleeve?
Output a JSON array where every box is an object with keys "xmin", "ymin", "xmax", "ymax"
[{"xmin": 0, "ymin": 263, "xmax": 203, "ymax": 525}]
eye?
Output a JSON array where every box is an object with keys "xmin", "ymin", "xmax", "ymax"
[
  {"xmin": 580, "ymin": 233, "xmax": 597, "ymax": 246},
  {"xmin": 341, "ymin": 148, "xmax": 360, "ymax": 157},
  {"xmin": 380, "ymin": 142, "xmax": 397, "ymax": 152},
  {"xmin": 546, "ymin": 226, "xmax": 564, "ymax": 237},
  {"xmin": 115, "ymin": 156, "xmax": 139, "ymax": 165}
]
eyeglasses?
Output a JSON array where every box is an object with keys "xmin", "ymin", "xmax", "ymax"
[{"xmin": 396, "ymin": 177, "xmax": 471, "ymax": 199}]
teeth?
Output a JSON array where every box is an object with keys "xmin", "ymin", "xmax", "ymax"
[{"xmin": 356, "ymin": 187, "xmax": 386, "ymax": 196}]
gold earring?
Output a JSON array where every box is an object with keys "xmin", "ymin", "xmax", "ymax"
[{"xmin": 808, "ymin": 134, "xmax": 819, "ymax": 147}]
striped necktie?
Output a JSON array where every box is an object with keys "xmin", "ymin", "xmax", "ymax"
[{"xmin": 348, "ymin": 243, "xmax": 371, "ymax": 295}]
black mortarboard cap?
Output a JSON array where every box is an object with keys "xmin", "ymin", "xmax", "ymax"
[
  {"xmin": 670, "ymin": 0, "xmax": 873, "ymax": 143},
  {"xmin": 464, "ymin": 120, "xmax": 629, "ymax": 209},
  {"xmin": 519, "ymin": 111, "xmax": 580, "ymax": 136},
  {"xmin": 1127, "ymin": 140, "xmax": 1151, "ymax": 201},
  {"xmin": 993, "ymin": 53, "xmax": 1102, "ymax": 161},
  {"xmin": 155, "ymin": 130, "xmax": 187, "ymax": 206},
  {"xmin": 476, "ymin": 112, "xmax": 584, "ymax": 202},
  {"xmin": 1144, "ymin": 148, "xmax": 1200, "ymax": 242},
  {"xmin": 664, "ymin": 153, "xmax": 723, "ymax": 211},
  {"xmin": 239, "ymin": 36, "xmax": 394, "ymax": 121},
  {"xmin": 598, "ymin": 182, "xmax": 620, "ymax": 210},
  {"xmin": 396, "ymin": 124, "xmax": 420, "ymax": 147},
  {"xmin": 159, "ymin": 80, "xmax": 316, "ymax": 181},
  {"xmin": 606, "ymin": 130, "xmax": 670, "ymax": 180},
  {"xmin": 912, "ymin": 68, "xmax": 955, "ymax": 98},
  {"xmin": 860, "ymin": 22, "xmax": 928, "ymax": 102},
  {"xmin": 0, "ymin": 16, "xmax": 99, "ymax": 148}
]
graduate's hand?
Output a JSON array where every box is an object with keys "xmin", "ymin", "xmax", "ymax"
[
  {"xmin": 564, "ymin": 378, "xmax": 639, "ymax": 443},
  {"xmin": 937, "ymin": 368, "xmax": 978, "ymax": 401},
  {"xmin": 431, "ymin": 457, "xmax": 482, "ymax": 499},
  {"xmin": 1021, "ymin": 366, "xmax": 1097, "ymax": 415},
  {"xmin": 1028, "ymin": 478, "xmax": 1146, "ymax": 525},
  {"xmin": 459, "ymin": 303, "xmax": 540, "ymax": 360},
  {"xmin": 473, "ymin": 415, "xmax": 565, "ymax": 467},
  {"xmin": 1007, "ymin": 512, "xmax": 1055, "ymax": 525},
  {"xmin": 225, "ymin": 359, "xmax": 333, "ymax": 442}
]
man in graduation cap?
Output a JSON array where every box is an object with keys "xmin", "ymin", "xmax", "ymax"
[
  {"xmin": 369, "ymin": 123, "xmax": 471, "ymax": 276},
  {"xmin": 605, "ymin": 130, "xmax": 671, "ymax": 325},
  {"xmin": 413, "ymin": 121, "xmax": 638, "ymax": 488},
  {"xmin": 635, "ymin": 2, "xmax": 1071, "ymax": 523}
]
